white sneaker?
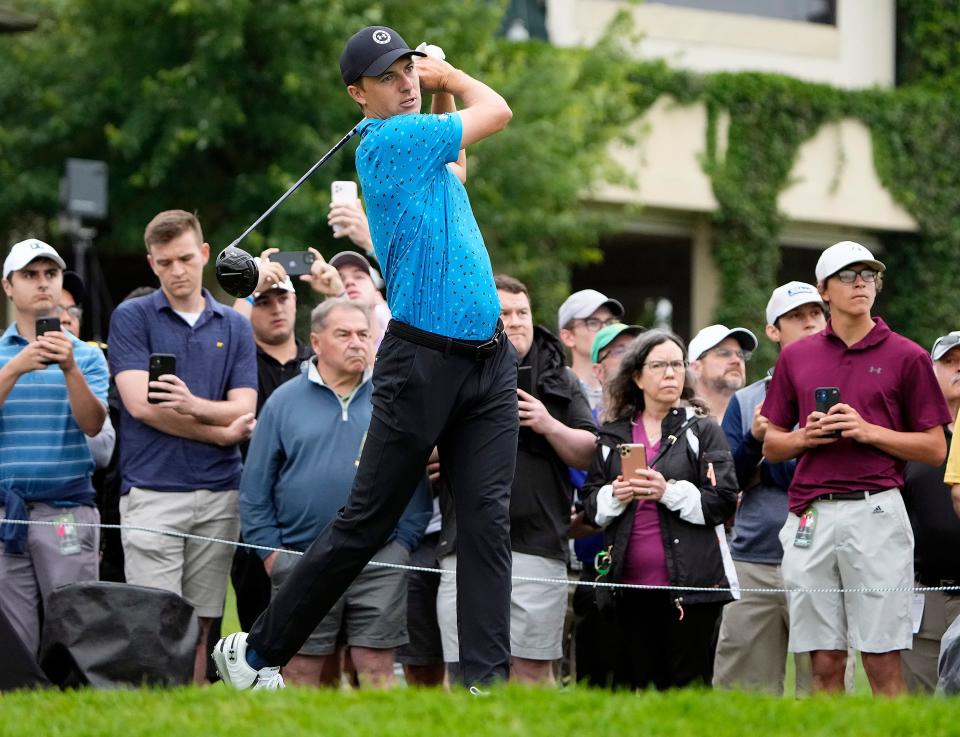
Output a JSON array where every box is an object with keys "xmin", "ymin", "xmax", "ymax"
[{"xmin": 212, "ymin": 632, "xmax": 285, "ymax": 690}]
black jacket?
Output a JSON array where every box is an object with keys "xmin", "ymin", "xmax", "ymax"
[
  {"xmin": 582, "ymin": 406, "xmax": 738, "ymax": 606},
  {"xmin": 438, "ymin": 326, "xmax": 596, "ymax": 561}
]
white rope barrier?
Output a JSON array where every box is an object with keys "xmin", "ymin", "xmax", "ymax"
[{"xmin": 3, "ymin": 517, "xmax": 959, "ymax": 595}]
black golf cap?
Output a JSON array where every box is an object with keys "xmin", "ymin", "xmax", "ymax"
[{"xmin": 339, "ymin": 26, "xmax": 424, "ymax": 86}]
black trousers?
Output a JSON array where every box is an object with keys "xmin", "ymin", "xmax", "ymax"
[
  {"xmin": 572, "ymin": 565, "xmax": 618, "ymax": 688},
  {"xmin": 612, "ymin": 590, "xmax": 723, "ymax": 691},
  {"xmin": 231, "ymin": 546, "xmax": 272, "ymax": 632},
  {"xmin": 248, "ymin": 324, "xmax": 519, "ymax": 686},
  {"xmin": 395, "ymin": 531, "xmax": 443, "ymax": 666}
]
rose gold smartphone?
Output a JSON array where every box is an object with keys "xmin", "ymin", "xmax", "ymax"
[{"xmin": 618, "ymin": 443, "xmax": 647, "ymax": 479}]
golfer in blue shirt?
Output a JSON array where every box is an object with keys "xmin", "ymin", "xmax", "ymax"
[{"xmin": 215, "ymin": 25, "xmax": 516, "ymax": 690}]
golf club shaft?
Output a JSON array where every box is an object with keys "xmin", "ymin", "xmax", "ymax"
[{"xmin": 228, "ymin": 124, "xmax": 360, "ymax": 249}]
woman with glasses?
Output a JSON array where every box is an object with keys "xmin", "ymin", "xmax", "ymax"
[{"xmin": 581, "ymin": 329, "xmax": 739, "ymax": 690}]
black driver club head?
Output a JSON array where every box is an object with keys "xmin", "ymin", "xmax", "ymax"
[{"xmin": 215, "ymin": 244, "xmax": 260, "ymax": 298}]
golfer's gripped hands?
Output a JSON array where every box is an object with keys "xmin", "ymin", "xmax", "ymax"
[{"xmin": 416, "ymin": 55, "xmax": 457, "ymax": 95}]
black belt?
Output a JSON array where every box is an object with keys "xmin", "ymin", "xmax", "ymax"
[
  {"xmin": 815, "ymin": 489, "xmax": 890, "ymax": 502},
  {"xmin": 387, "ymin": 319, "xmax": 504, "ymax": 361}
]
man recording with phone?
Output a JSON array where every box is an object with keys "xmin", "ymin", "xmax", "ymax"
[
  {"xmin": 0, "ymin": 239, "xmax": 108, "ymax": 659},
  {"xmin": 108, "ymin": 210, "xmax": 258, "ymax": 683},
  {"xmin": 761, "ymin": 241, "xmax": 952, "ymax": 696}
]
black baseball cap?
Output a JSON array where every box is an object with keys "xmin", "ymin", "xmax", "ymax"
[
  {"xmin": 62, "ymin": 270, "xmax": 86, "ymax": 305},
  {"xmin": 339, "ymin": 26, "xmax": 424, "ymax": 86}
]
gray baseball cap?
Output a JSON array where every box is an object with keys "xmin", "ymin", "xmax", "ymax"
[
  {"xmin": 557, "ymin": 289, "xmax": 624, "ymax": 331},
  {"xmin": 932, "ymin": 331, "xmax": 960, "ymax": 361}
]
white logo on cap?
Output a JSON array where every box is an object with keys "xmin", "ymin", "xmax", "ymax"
[{"xmin": 372, "ymin": 30, "xmax": 391, "ymax": 44}]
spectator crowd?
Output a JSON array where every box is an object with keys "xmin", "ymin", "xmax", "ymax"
[{"xmin": 3, "ymin": 210, "xmax": 960, "ymax": 696}]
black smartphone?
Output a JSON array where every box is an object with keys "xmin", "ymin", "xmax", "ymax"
[
  {"xmin": 268, "ymin": 251, "xmax": 316, "ymax": 277},
  {"xmin": 35, "ymin": 316, "xmax": 61, "ymax": 365},
  {"xmin": 814, "ymin": 386, "xmax": 841, "ymax": 437},
  {"xmin": 517, "ymin": 365, "xmax": 533, "ymax": 395},
  {"xmin": 148, "ymin": 353, "xmax": 177, "ymax": 405},
  {"xmin": 35, "ymin": 316, "xmax": 61, "ymax": 337}
]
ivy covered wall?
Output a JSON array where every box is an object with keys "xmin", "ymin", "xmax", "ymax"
[{"xmin": 623, "ymin": 39, "xmax": 960, "ymax": 374}]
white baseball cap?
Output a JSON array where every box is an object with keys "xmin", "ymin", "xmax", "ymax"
[
  {"xmin": 557, "ymin": 289, "xmax": 624, "ymax": 331},
  {"xmin": 932, "ymin": 331, "xmax": 960, "ymax": 361},
  {"xmin": 252, "ymin": 276, "xmax": 296, "ymax": 300},
  {"xmin": 688, "ymin": 324, "xmax": 758, "ymax": 362},
  {"xmin": 814, "ymin": 241, "xmax": 885, "ymax": 283},
  {"xmin": 765, "ymin": 281, "xmax": 825, "ymax": 326},
  {"xmin": 3, "ymin": 239, "xmax": 66, "ymax": 279}
]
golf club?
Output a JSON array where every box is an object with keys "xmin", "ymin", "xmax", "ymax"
[{"xmin": 216, "ymin": 124, "xmax": 359, "ymax": 298}]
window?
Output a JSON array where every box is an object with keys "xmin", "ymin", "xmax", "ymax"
[
  {"xmin": 499, "ymin": 0, "xmax": 549, "ymax": 41},
  {"xmin": 647, "ymin": 0, "xmax": 836, "ymax": 25},
  {"xmin": 571, "ymin": 233, "xmax": 692, "ymax": 341}
]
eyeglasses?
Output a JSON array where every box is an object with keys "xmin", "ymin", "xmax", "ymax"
[
  {"xmin": 835, "ymin": 268, "xmax": 879, "ymax": 284},
  {"xmin": 642, "ymin": 360, "xmax": 688, "ymax": 375},
  {"xmin": 708, "ymin": 347, "xmax": 751, "ymax": 362},
  {"xmin": 598, "ymin": 344, "xmax": 629, "ymax": 363},
  {"xmin": 573, "ymin": 317, "xmax": 620, "ymax": 332},
  {"xmin": 54, "ymin": 305, "xmax": 82, "ymax": 319}
]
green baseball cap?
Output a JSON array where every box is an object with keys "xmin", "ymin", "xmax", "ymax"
[{"xmin": 591, "ymin": 323, "xmax": 645, "ymax": 363}]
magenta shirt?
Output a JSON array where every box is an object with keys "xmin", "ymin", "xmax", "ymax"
[
  {"xmin": 621, "ymin": 416, "xmax": 670, "ymax": 586},
  {"xmin": 762, "ymin": 318, "xmax": 952, "ymax": 515}
]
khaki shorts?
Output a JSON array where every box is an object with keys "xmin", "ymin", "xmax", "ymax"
[
  {"xmin": 269, "ymin": 540, "xmax": 410, "ymax": 656},
  {"xmin": 120, "ymin": 487, "xmax": 239, "ymax": 618},
  {"xmin": 779, "ymin": 488, "xmax": 914, "ymax": 653},
  {"xmin": 437, "ymin": 552, "xmax": 568, "ymax": 662}
]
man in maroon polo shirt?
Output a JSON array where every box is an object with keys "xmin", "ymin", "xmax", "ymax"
[{"xmin": 761, "ymin": 240, "xmax": 951, "ymax": 696}]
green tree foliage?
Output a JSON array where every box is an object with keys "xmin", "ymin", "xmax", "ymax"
[
  {"xmin": 896, "ymin": 1, "xmax": 960, "ymax": 89},
  {"xmin": 0, "ymin": 0, "xmax": 641, "ymax": 322},
  {"xmin": 868, "ymin": 88, "xmax": 960, "ymax": 345}
]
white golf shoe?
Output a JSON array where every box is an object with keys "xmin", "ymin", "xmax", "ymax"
[{"xmin": 212, "ymin": 632, "xmax": 284, "ymax": 690}]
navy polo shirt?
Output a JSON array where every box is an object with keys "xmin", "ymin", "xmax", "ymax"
[
  {"xmin": 108, "ymin": 288, "xmax": 257, "ymax": 494},
  {"xmin": 355, "ymin": 112, "xmax": 500, "ymax": 340}
]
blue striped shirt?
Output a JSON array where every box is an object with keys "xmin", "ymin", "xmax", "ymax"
[{"xmin": 0, "ymin": 322, "xmax": 108, "ymax": 499}]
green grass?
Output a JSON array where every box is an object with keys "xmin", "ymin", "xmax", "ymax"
[
  {"xmin": 2, "ymin": 686, "xmax": 958, "ymax": 737},
  {"xmin": 222, "ymin": 581, "xmax": 240, "ymax": 635},
  {"xmin": 220, "ymin": 583, "xmax": 872, "ymax": 694}
]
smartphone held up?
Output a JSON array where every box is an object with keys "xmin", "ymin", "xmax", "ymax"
[
  {"xmin": 618, "ymin": 443, "xmax": 647, "ymax": 480},
  {"xmin": 35, "ymin": 316, "xmax": 61, "ymax": 365},
  {"xmin": 814, "ymin": 386, "xmax": 841, "ymax": 437},
  {"xmin": 267, "ymin": 251, "xmax": 316, "ymax": 277},
  {"xmin": 148, "ymin": 353, "xmax": 177, "ymax": 405},
  {"xmin": 331, "ymin": 180, "xmax": 358, "ymax": 235},
  {"xmin": 517, "ymin": 365, "xmax": 534, "ymax": 396}
]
